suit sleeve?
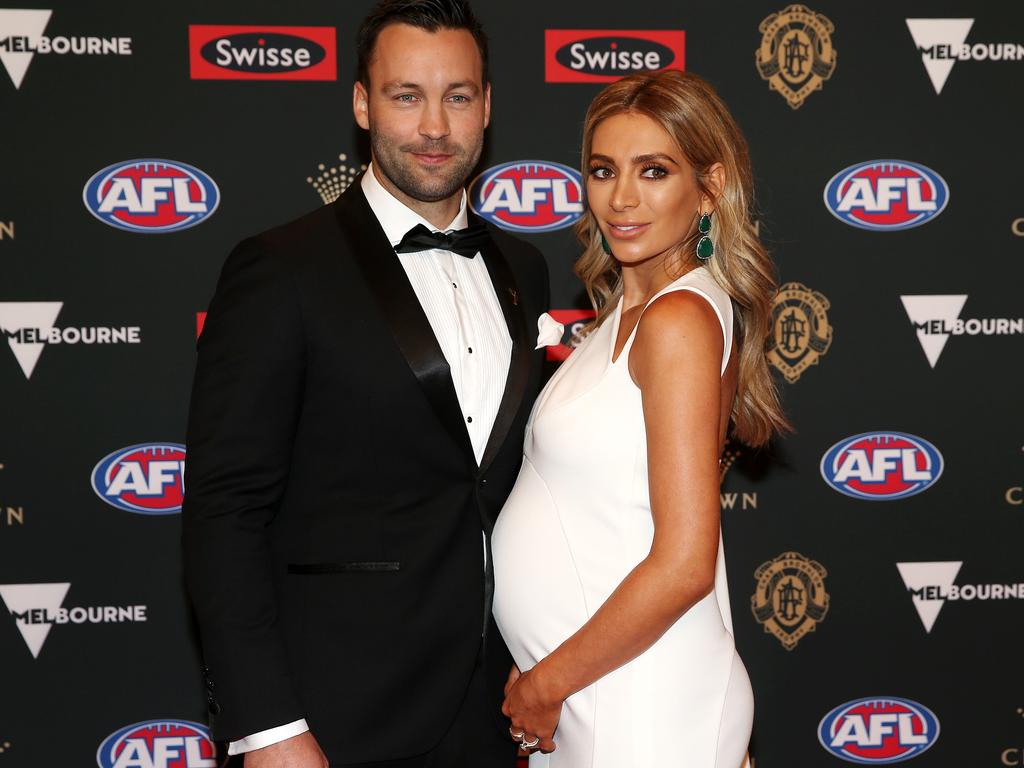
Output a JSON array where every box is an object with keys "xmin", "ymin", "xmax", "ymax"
[{"xmin": 182, "ymin": 237, "xmax": 306, "ymax": 741}]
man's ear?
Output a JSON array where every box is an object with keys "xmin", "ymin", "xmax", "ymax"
[
  {"xmin": 353, "ymin": 81, "xmax": 370, "ymax": 130},
  {"xmin": 482, "ymin": 82, "xmax": 491, "ymax": 130}
]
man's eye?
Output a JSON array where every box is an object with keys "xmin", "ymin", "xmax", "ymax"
[
  {"xmin": 396, "ymin": 94, "xmax": 417, "ymax": 102},
  {"xmin": 449, "ymin": 94, "xmax": 469, "ymax": 103}
]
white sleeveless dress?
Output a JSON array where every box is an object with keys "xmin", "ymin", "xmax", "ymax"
[{"xmin": 492, "ymin": 267, "xmax": 753, "ymax": 768}]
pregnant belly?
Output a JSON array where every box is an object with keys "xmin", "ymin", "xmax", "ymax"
[{"xmin": 492, "ymin": 457, "xmax": 590, "ymax": 672}]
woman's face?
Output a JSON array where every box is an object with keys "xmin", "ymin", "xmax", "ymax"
[{"xmin": 586, "ymin": 111, "xmax": 704, "ymax": 268}]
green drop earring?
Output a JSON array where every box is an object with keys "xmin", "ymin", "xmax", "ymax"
[
  {"xmin": 696, "ymin": 210, "xmax": 714, "ymax": 261},
  {"xmin": 601, "ymin": 233, "xmax": 613, "ymax": 256}
]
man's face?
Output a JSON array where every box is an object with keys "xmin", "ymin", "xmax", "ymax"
[{"xmin": 354, "ymin": 23, "xmax": 490, "ymax": 204}]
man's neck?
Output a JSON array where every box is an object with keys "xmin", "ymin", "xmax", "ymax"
[{"xmin": 371, "ymin": 163, "xmax": 463, "ymax": 230}]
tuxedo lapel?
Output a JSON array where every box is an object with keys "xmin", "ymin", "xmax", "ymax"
[
  {"xmin": 334, "ymin": 185, "xmax": 476, "ymax": 466},
  {"xmin": 477, "ymin": 224, "xmax": 531, "ymax": 474}
]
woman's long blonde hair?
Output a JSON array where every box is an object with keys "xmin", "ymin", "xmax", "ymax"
[{"xmin": 575, "ymin": 70, "xmax": 790, "ymax": 447}]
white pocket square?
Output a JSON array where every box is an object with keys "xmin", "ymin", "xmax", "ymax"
[{"xmin": 535, "ymin": 312, "xmax": 565, "ymax": 349}]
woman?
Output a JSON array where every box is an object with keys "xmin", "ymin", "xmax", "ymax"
[{"xmin": 491, "ymin": 70, "xmax": 790, "ymax": 767}]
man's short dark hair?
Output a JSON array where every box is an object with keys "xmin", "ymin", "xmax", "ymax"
[{"xmin": 356, "ymin": 0, "xmax": 489, "ymax": 87}]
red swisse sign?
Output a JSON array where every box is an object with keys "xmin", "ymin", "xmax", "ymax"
[
  {"xmin": 545, "ymin": 30, "xmax": 685, "ymax": 83},
  {"xmin": 189, "ymin": 25, "xmax": 337, "ymax": 81},
  {"xmin": 546, "ymin": 309, "xmax": 596, "ymax": 362}
]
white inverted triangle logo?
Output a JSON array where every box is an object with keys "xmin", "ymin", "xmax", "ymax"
[
  {"xmin": 900, "ymin": 295, "xmax": 967, "ymax": 368},
  {"xmin": 906, "ymin": 18, "xmax": 974, "ymax": 95},
  {"xmin": 0, "ymin": 582, "xmax": 70, "ymax": 657},
  {"xmin": 896, "ymin": 561, "xmax": 962, "ymax": 633},
  {"xmin": 0, "ymin": 9, "xmax": 53, "ymax": 89},
  {"xmin": 0, "ymin": 301, "xmax": 62, "ymax": 379}
]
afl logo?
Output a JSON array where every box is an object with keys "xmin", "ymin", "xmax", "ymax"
[
  {"xmin": 820, "ymin": 432, "xmax": 942, "ymax": 501},
  {"xmin": 818, "ymin": 697, "xmax": 940, "ymax": 764},
  {"xmin": 83, "ymin": 159, "xmax": 220, "ymax": 233},
  {"xmin": 91, "ymin": 443, "xmax": 186, "ymax": 515},
  {"xmin": 469, "ymin": 160, "xmax": 583, "ymax": 233},
  {"xmin": 97, "ymin": 719, "xmax": 216, "ymax": 768},
  {"xmin": 824, "ymin": 160, "xmax": 948, "ymax": 231}
]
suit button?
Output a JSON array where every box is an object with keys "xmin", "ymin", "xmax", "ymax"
[{"xmin": 205, "ymin": 679, "xmax": 214, "ymax": 690}]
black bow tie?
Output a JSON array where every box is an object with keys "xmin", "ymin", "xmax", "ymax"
[{"xmin": 394, "ymin": 223, "xmax": 491, "ymax": 259}]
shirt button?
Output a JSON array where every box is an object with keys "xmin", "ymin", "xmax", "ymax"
[
  {"xmin": 467, "ymin": 416, "xmax": 473, "ymax": 423},
  {"xmin": 467, "ymin": 347, "xmax": 473, "ymax": 353},
  {"xmin": 452, "ymin": 282, "xmax": 458, "ymax": 289}
]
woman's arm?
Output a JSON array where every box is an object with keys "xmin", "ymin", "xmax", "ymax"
[{"xmin": 503, "ymin": 290, "xmax": 725, "ymax": 751}]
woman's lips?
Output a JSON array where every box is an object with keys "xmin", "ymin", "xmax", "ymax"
[{"xmin": 607, "ymin": 222, "xmax": 650, "ymax": 240}]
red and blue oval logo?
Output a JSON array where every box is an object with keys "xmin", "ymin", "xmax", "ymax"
[
  {"xmin": 820, "ymin": 432, "xmax": 943, "ymax": 501},
  {"xmin": 96, "ymin": 719, "xmax": 216, "ymax": 768},
  {"xmin": 469, "ymin": 160, "xmax": 583, "ymax": 233},
  {"xmin": 823, "ymin": 160, "xmax": 948, "ymax": 231},
  {"xmin": 818, "ymin": 697, "xmax": 940, "ymax": 764},
  {"xmin": 83, "ymin": 159, "xmax": 220, "ymax": 233},
  {"xmin": 91, "ymin": 443, "xmax": 186, "ymax": 515}
]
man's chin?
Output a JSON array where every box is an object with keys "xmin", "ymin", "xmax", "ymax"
[{"xmin": 397, "ymin": 171, "xmax": 465, "ymax": 203}]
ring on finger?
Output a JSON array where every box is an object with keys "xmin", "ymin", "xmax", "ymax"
[
  {"xmin": 521, "ymin": 735, "xmax": 540, "ymax": 749},
  {"xmin": 509, "ymin": 726, "xmax": 525, "ymax": 741}
]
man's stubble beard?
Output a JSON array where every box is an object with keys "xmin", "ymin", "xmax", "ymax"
[{"xmin": 370, "ymin": 126, "xmax": 483, "ymax": 204}]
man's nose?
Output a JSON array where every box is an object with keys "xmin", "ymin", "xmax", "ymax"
[{"xmin": 419, "ymin": 101, "xmax": 451, "ymax": 141}]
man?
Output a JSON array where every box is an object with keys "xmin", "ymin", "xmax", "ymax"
[{"xmin": 182, "ymin": 2, "xmax": 550, "ymax": 766}]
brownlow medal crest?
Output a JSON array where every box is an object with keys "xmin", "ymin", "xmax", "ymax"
[
  {"xmin": 767, "ymin": 282, "xmax": 833, "ymax": 383},
  {"xmin": 751, "ymin": 551, "xmax": 829, "ymax": 650},
  {"xmin": 756, "ymin": 4, "xmax": 837, "ymax": 109}
]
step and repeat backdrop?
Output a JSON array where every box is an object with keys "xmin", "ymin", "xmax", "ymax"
[{"xmin": 1, "ymin": 1, "xmax": 1022, "ymax": 766}]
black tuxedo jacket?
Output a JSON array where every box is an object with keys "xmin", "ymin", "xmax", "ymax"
[{"xmin": 181, "ymin": 181, "xmax": 549, "ymax": 763}]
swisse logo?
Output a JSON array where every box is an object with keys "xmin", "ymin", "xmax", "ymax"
[
  {"xmin": 84, "ymin": 160, "xmax": 219, "ymax": 233},
  {"xmin": 97, "ymin": 720, "xmax": 215, "ymax": 768},
  {"xmin": 0, "ymin": 583, "xmax": 147, "ymax": 658},
  {"xmin": 545, "ymin": 309, "xmax": 595, "ymax": 362},
  {"xmin": 469, "ymin": 161, "xmax": 583, "ymax": 233},
  {"xmin": 545, "ymin": 30, "xmax": 685, "ymax": 83},
  {"xmin": 824, "ymin": 160, "xmax": 948, "ymax": 231},
  {"xmin": 819, "ymin": 697, "xmax": 939, "ymax": 764},
  {"xmin": 189, "ymin": 25, "xmax": 336, "ymax": 81},
  {"xmin": 821, "ymin": 432, "xmax": 942, "ymax": 501},
  {"xmin": 91, "ymin": 443, "xmax": 186, "ymax": 515}
]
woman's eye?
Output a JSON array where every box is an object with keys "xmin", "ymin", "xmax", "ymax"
[
  {"xmin": 641, "ymin": 165, "xmax": 668, "ymax": 179},
  {"xmin": 589, "ymin": 167, "xmax": 613, "ymax": 180}
]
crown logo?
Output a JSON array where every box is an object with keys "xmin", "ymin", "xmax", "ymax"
[
  {"xmin": 719, "ymin": 438, "xmax": 741, "ymax": 483},
  {"xmin": 306, "ymin": 153, "xmax": 367, "ymax": 205}
]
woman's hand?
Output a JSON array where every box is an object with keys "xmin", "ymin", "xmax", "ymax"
[
  {"xmin": 504, "ymin": 663, "xmax": 521, "ymax": 697},
  {"xmin": 502, "ymin": 664, "xmax": 563, "ymax": 753}
]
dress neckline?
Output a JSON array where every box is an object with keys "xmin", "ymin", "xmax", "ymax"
[{"xmin": 608, "ymin": 266, "xmax": 706, "ymax": 366}]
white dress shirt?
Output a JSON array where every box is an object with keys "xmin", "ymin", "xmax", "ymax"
[{"xmin": 228, "ymin": 164, "xmax": 512, "ymax": 755}]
